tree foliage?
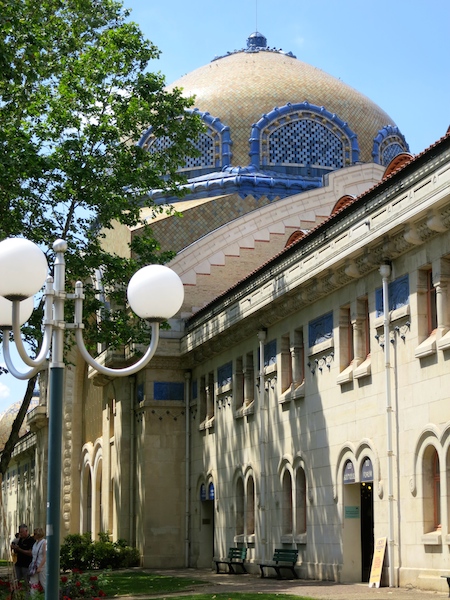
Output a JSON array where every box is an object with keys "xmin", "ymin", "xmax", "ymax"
[{"xmin": 0, "ymin": 0, "xmax": 202, "ymax": 473}]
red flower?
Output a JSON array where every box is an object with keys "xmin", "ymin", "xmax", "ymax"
[
  {"xmin": 61, "ymin": 575, "xmax": 68, "ymax": 583},
  {"xmin": 90, "ymin": 575, "xmax": 98, "ymax": 581},
  {"xmin": 76, "ymin": 580, "xmax": 81, "ymax": 587}
]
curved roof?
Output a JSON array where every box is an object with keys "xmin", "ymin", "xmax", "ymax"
[
  {"xmin": 167, "ymin": 35, "xmax": 398, "ymax": 165},
  {"xmin": 0, "ymin": 396, "xmax": 38, "ymax": 450}
]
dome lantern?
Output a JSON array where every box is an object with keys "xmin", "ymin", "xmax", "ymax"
[{"xmin": 247, "ymin": 31, "xmax": 267, "ymax": 50}]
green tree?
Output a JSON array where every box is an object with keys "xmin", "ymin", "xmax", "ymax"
[{"xmin": 0, "ymin": 0, "xmax": 202, "ymax": 475}]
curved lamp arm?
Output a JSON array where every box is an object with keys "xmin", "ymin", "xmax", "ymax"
[
  {"xmin": 12, "ymin": 290, "xmax": 53, "ymax": 369},
  {"xmin": 2, "ymin": 330, "xmax": 42, "ymax": 380},
  {"xmin": 74, "ymin": 322, "xmax": 160, "ymax": 377},
  {"xmin": 73, "ymin": 280, "xmax": 161, "ymax": 377}
]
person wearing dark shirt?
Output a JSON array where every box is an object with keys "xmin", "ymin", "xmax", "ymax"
[{"xmin": 11, "ymin": 524, "xmax": 35, "ymax": 590}]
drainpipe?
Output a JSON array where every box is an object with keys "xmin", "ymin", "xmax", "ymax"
[
  {"xmin": 257, "ymin": 329, "xmax": 267, "ymax": 563},
  {"xmin": 379, "ymin": 263, "xmax": 395, "ymax": 587},
  {"xmin": 184, "ymin": 371, "xmax": 191, "ymax": 567}
]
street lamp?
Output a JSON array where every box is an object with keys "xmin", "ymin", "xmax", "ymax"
[{"xmin": 0, "ymin": 237, "xmax": 184, "ymax": 599}]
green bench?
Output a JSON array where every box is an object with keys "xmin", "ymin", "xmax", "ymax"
[
  {"xmin": 259, "ymin": 548, "xmax": 298, "ymax": 579},
  {"xmin": 214, "ymin": 547, "xmax": 247, "ymax": 574}
]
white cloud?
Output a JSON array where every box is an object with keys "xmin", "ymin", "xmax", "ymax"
[{"xmin": 0, "ymin": 381, "xmax": 10, "ymax": 400}]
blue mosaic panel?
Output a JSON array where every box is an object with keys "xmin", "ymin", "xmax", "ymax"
[
  {"xmin": 264, "ymin": 339, "xmax": 277, "ymax": 367},
  {"xmin": 381, "ymin": 141, "xmax": 406, "ymax": 166},
  {"xmin": 269, "ymin": 120, "xmax": 344, "ymax": 168},
  {"xmin": 309, "ymin": 312, "xmax": 333, "ymax": 347},
  {"xmin": 375, "ymin": 274, "xmax": 409, "ymax": 317},
  {"xmin": 154, "ymin": 381, "xmax": 185, "ymax": 401},
  {"xmin": 256, "ymin": 339, "xmax": 277, "ymax": 369},
  {"xmin": 218, "ymin": 361, "xmax": 232, "ymax": 387}
]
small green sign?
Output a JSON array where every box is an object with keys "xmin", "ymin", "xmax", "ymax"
[{"xmin": 345, "ymin": 505, "xmax": 360, "ymax": 519}]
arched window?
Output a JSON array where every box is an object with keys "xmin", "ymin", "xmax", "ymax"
[
  {"xmin": 250, "ymin": 102, "xmax": 359, "ymax": 176},
  {"xmin": 372, "ymin": 125, "xmax": 409, "ymax": 166},
  {"xmin": 246, "ymin": 476, "xmax": 255, "ymax": 535},
  {"xmin": 422, "ymin": 446, "xmax": 441, "ymax": 532},
  {"xmin": 282, "ymin": 471, "xmax": 293, "ymax": 534},
  {"xmin": 434, "ymin": 451, "xmax": 441, "ymax": 529},
  {"xmin": 139, "ymin": 110, "xmax": 232, "ymax": 179},
  {"xmin": 94, "ymin": 458, "xmax": 103, "ymax": 536},
  {"xmin": 236, "ymin": 478, "xmax": 245, "ymax": 535},
  {"xmin": 82, "ymin": 466, "xmax": 92, "ymax": 534},
  {"xmin": 296, "ymin": 468, "xmax": 307, "ymax": 534}
]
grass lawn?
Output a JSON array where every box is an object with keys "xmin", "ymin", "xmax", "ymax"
[
  {"xmin": 101, "ymin": 571, "xmax": 207, "ymax": 596},
  {"xmin": 101, "ymin": 572, "xmax": 313, "ymax": 600}
]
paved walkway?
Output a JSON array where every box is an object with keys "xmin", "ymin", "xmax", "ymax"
[
  {"xmin": 144, "ymin": 568, "xmax": 450, "ymax": 600},
  {"xmin": 2, "ymin": 565, "xmax": 449, "ymax": 599}
]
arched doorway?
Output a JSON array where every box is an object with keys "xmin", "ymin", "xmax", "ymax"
[
  {"xmin": 341, "ymin": 458, "xmax": 374, "ymax": 582},
  {"xmin": 197, "ymin": 482, "xmax": 215, "ymax": 567},
  {"xmin": 360, "ymin": 458, "xmax": 374, "ymax": 582}
]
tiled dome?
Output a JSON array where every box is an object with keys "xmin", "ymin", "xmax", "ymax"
[
  {"xmin": 0, "ymin": 395, "xmax": 38, "ymax": 449},
  {"xmin": 167, "ymin": 34, "xmax": 405, "ymax": 167}
]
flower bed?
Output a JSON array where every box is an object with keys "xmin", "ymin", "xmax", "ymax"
[{"xmin": 0, "ymin": 570, "xmax": 108, "ymax": 599}]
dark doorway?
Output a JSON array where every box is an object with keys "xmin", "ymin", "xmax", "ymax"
[{"xmin": 360, "ymin": 482, "xmax": 374, "ymax": 581}]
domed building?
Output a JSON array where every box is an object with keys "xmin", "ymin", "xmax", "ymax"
[
  {"xmin": 5, "ymin": 31, "xmax": 450, "ymax": 595},
  {"xmin": 133, "ymin": 33, "xmax": 408, "ymax": 259},
  {"xmin": 0, "ymin": 393, "xmax": 38, "ymax": 450}
]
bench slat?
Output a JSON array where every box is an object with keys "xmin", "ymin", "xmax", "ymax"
[
  {"xmin": 259, "ymin": 549, "xmax": 298, "ymax": 579},
  {"xmin": 214, "ymin": 547, "xmax": 247, "ymax": 574}
]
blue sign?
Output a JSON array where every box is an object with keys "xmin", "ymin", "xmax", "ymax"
[
  {"xmin": 208, "ymin": 482, "xmax": 215, "ymax": 500},
  {"xmin": 361, "ymin": 458, "xmax": 374, "ymax": 482},
  {"xmin": 200, "ymin": 484, "xmax": 206, "ymax": 501},
  {"xmin": 343, "ymin": 460, "xmax": 355, "ymax": 484}
]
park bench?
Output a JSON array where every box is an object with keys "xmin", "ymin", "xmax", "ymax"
[
  {"xmin": 214, "ymin": 547, "xmax": 247, "ymax": 574},
  {"xmin": 259, "ymin": 548, "xmax": 298, "ymax": 579}
]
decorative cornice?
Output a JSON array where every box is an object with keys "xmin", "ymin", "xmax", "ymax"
[{"xmin": 145, "ymin": 165, "xmax": 322, "ymax": 203}]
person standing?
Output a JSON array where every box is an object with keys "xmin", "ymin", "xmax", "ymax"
[
  {"xmin": 10, "ymin": 524, "xmax": 35, "ymax": 591},
  {"xmin": 28, "ymin": 527, "xmax": 46, "ymax": 596}
]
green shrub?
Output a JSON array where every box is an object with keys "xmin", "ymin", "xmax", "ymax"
[
  {"xmin": 91, "ymin": 540, "xmax": 120, "ymax": 570},
  {"xmin": 60, "ymin": 533, "xmax": 93, "ymax": 571},
  {"xmin": 60, "ymin": 531, "xmax": 140, "ymax": 571},
  {"xmin": 116, "ymin": 544, "xmax": 140, "ymax": 567}
]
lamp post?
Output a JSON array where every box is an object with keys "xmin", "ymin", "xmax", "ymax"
[{"xmin": 0, "ymin": 237, "xmax": 184, "ymax": 600}]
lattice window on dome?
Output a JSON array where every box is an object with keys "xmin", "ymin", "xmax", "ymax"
[
  {"xmin": 267, "ymin": 118, "xmax": 345, "ymax": 169},
  {"xmin": 372, "ymin": 126, "xmax": 409, "ymax": 166},
  {"xmin": 182, "ymin": 132, "xmax": 215, "ymax": 170},
  {"xmin": 380, "ymin": 139, "xmax": 407, "ymax": 167},
  {"xmin": 147, "ymin": 131, "xmax": 216, "ymax": 171}
]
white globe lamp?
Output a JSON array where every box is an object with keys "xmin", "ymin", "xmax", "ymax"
[
  {"xmin": 0, "ymin": 238, "xmax": 48, "ymax": 300},
  {"xmin": 127, "ymin": 264, "xmax": 184, "ymax": 321}
]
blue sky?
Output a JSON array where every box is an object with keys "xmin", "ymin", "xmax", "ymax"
[{"xmin": 0, "ymin": 0, "xmax": 449, "ymax": 413}]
